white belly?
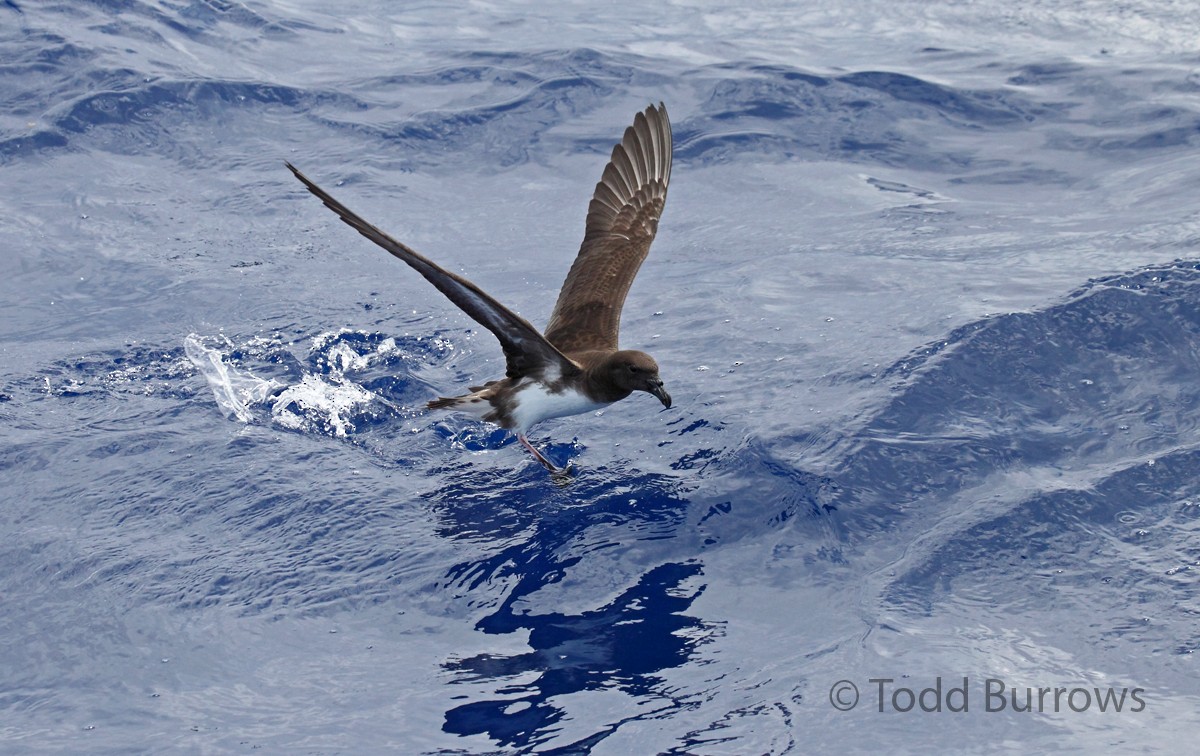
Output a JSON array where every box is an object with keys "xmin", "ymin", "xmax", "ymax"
[{"xmin": 509, "ymin": 380, "xmax": 608, "ymax": 433}]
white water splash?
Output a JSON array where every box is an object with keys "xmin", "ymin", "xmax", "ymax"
[
  {"xmin": 184, "ymin": 334, "xmax": 283, "ymax": 423},
  {"xmin": 313, "ymin": 330, "xmax": 402, "ymax": 372},
  {"xmin": 186, "ymin": 331, "xmax": 391, "ymax": 436},
  {"xmin": 270, "ymin": 374, "xmax": 376, "ymax": 437}
]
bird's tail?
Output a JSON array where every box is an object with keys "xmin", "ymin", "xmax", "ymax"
[
  {"xmin": 426, "ymin": 393, "xmax": 494, "ymax": 419},
  {"xmin": 427, "ymin": 396, "xmax": 463, "ymax": 410}
]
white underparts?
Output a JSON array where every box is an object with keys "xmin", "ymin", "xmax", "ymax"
[{"xmin": 508, "ymin": 379, "xmax": 608, "ymax": 433}]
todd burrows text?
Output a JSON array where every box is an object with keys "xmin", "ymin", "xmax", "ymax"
[{"xmin": 829, "ymin": 677, "xmax": 1146, "ymax": 713}]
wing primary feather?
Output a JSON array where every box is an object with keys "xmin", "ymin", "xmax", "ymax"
[
  {"xmin": 543, "ymin": 103, "xmax": 673, "ymax": 354},
  {"xmin": 285, "ymin": 162, "xmax": 575, "ymax": 379}
]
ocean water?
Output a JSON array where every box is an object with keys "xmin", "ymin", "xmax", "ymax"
[{"xmin": 3, "ymin": 0, "xmax": 1199, "ymax": 752}]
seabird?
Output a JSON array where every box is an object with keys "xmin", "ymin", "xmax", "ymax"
[{"xmin": 286, "ymin": 102, "xmax": 673, "ymax": 474}]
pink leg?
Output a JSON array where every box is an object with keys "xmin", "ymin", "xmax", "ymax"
[{"xmin": 518, "ymin": 433, "xmax": 560, "ymax": 473}]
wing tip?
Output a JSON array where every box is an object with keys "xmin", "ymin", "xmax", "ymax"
[
  {"xmin": 645, "ymin": 102, "xmax": 670, "ymax": 134},
  {"xmin": 284, "ymin": 160, "xmax": 324, "ymax": 197},
  {"xmin": 592, "ymin": 101, "xmax": 673, "ymax": 201}
]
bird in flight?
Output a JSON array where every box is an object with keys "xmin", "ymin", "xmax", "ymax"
[{"xmin": 287, "ymin": 102, "xmax": 673, "ymax": 475}]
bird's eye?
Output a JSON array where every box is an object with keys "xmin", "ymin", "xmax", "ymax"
[{"xmin": 628, "ymin": 365, "xmax": 638, "ymax": 373}]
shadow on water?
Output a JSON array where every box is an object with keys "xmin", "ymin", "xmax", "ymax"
[
  {"xmin": 420, "ymin": 459, "xmax": 715, "ymax": 749},
  {"xmin": 420, "ymin": 429, "xmax": 849, "ymax": 749},
  {"xmin": 443, "ymin": 561, "xmax": 706, "ymax": 749}
]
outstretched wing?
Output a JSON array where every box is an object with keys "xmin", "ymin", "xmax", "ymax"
[
  {"xmin": 543, "ymin": 102, "xmax": 672, "ymax": 354},
  {"xmin": 286, "ymin": 162, "xmax": 577, "ymax": 381}
]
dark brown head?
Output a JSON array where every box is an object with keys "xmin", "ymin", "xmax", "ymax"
[{"xmin": 602, "ymin": 350, "xmax": 671, "ymax": 408}]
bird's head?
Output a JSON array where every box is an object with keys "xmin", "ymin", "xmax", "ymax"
[{"xmin": 607, "ymin": 350, "xmax": 671, "ymax": 408}]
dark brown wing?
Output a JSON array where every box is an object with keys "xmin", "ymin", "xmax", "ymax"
[
  {"xmin": 286, "ymin": 162, "xmax": 577, "ymax": 381},
  {"xmin": 543, "ymin": 103, "xmax": 672, "ymax": 354}
]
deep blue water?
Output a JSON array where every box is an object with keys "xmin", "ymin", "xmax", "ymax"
[{"xmin": 3, "ymin": 0, "xmax": 1200, "ymax": 752}]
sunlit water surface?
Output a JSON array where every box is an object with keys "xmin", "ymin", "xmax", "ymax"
[{"xmin": 3, "ymin": 0, "xmax": 1199, "ymax": 752}]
